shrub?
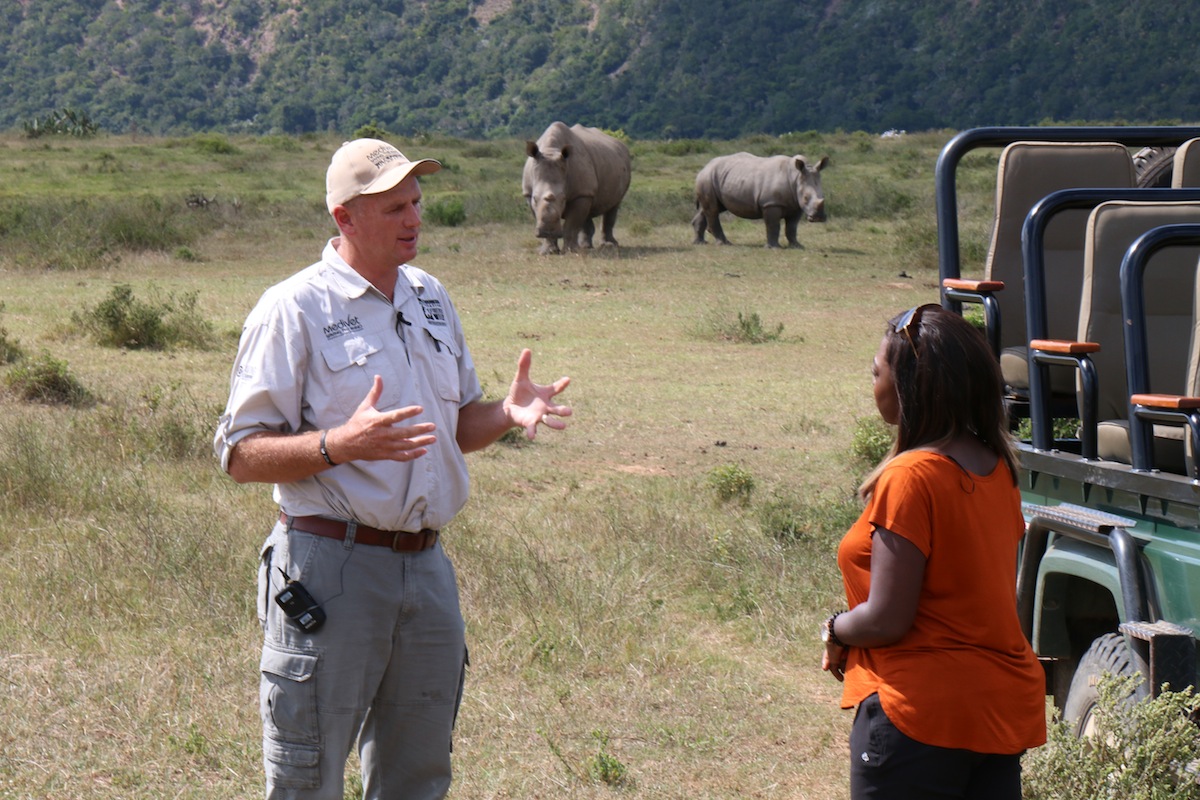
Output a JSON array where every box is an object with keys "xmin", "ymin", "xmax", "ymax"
[
  {"xmin": 0, "ymin": 302, "xmax": 23, "ymax": 364},
  {"xmin": 850, "ymin": 416, "xmax": 894, "ymax": 466},
  {"xmin": 703, "ymin": 310, "xmax": 785, "ymax": 344},
  {"xmin": 599, "ymin": 128, "xmax": 631, "ymax": 145},
  {"xmin": 189, "ymin": 133, "xmax": 239, "ymax": 155},
  {"xmin": 22, "ymin": 108, "xmax": 98, "ymax": 138},
  {"xmin": 354, "ymin": 121, "xmax": 390, "ymax": 140},
  {"xmin": 72, "ymin": 284, "xmax": 217, "ymax": 350},
  {"xmin": 708, "ymin": 464, "xmax": 756, "ymax": 505},
  {"xmin": 4, "ymin": 352, "xmax": 94, "ymax": 406},
  {"xmin": 585, "ymin": 730, "xmax": 630, "ymax": 788},
  {"xmin": 1022, "ymin": 675, "xmax": 1200, "ymax": 800},
  {"xmin": 425, "ymin": 196, "xmax": 467, "ymax": 227}
]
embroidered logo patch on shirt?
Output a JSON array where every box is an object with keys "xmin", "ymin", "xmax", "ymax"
[
  {"xmin": 323, "ymin": 316, "xmax": 363, "ymax": 339},
  {"xmin": 420, "ymin": 299, "xmax": 447, "ymax": 326}
]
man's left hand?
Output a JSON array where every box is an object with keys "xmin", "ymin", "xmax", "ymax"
[{"xmin": 503, "ymin": 348, "xmax": 572, "ymax": 439}]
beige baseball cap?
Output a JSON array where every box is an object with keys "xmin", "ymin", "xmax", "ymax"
[{"xmin": 325, "ymin": 138, "xmax": 441, "ymax": 213}]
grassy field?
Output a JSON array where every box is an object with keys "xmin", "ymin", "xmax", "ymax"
[{"xmin": 0, "ymin": 129, "xmax": 999, "ymax": 798}]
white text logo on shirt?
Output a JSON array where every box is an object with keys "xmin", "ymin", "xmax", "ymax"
[{"xmin": 323, "ymin": 316, "xmax": 363, "ymax": 339}]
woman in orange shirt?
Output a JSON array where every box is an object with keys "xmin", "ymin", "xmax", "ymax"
[{"xmin": 821, "ymin": 304, "xmax": 1046, "ymax": 799}]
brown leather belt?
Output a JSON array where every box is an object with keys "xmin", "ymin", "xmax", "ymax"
[{"xmin": 280, "ymin": 513, "xmax": 439, "ymax": 552}]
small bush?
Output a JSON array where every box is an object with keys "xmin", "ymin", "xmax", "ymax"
[
  {"xmin": 425, "ymin": 196, "xmax": 467, "ymax": 227},
  {"xmin": 850, "ymin": 416, "xmax": 894, "ymax": 466},
  {"xmin": 354, "ymin": 121, "xmax": 390, "ymax": 140},
  {"xmin": 461, "ymin": 142, "xmax": 505, "ymax": 159},
  {"xmin": 709, "ymin": 464, "xmax": 756, "ymax": 505},
  {"xmin": 72, "ymin": 284, "xmax": 217, "ymax": 350},
  {"xmin": 0, "ymin": 302, "xmax": 24, "ymax": 364},
  {"xmin": 599, "ymin": 128, "xmax": 631, "ymax": 145},
  {"xmin": 1023, "ymin": 675, "xmax": 1200, "ymax": 800},
  {"xmin": 704, "ymin": 310, "xmax": 785, "ymax": 344},
  {"xmin": 4, "ymin": 352, "xmax": 94, "ymax": 406},
  {"xmin": 585, "ymin": 730, "xmax": 630, "ymax": 788},
  {"xmin": 189, "ymin": 133, "xmax": 239, "ymax": 155},
  {"xmin": 22, "ymin": 108, "xmax": 98, "ymax": 138}
]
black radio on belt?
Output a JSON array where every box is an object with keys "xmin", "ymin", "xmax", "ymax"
[{"xmin": 275, "ymin": 568, "xmax": 326, "ymax": 633}]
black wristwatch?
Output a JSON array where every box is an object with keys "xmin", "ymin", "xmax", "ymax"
[{"xmin": 821, "ymin": 612, "xmax": 847, "ymax": 648}]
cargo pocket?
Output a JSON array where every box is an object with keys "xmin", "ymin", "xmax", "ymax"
[{"xmin": 260, "ymin": 643, "xmax": 321, "ymax": 789}]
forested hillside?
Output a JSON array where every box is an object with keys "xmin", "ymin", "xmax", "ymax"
[{"xmin": 4, "ymin": 0, "xmax": 1200, "ymax": 139}]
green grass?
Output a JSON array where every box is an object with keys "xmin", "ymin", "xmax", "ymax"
[{"xmin": 0, "ymin": 128, "xmax": 1009, "ymax": 798}]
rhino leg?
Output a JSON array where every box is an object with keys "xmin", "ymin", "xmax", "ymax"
[
  {"xmin": 599, "ymin": 208, "xmax": 620, "ymax": 247},
  {"xmin": 784, "ymin": 213, "xmax": 803, "ymax": 248},
  {"xmin": 707, "ymin": 211, "xmax": 730, "ymax": 245},
  {"xmin": 763, "ymin": 207, "xmax": 784, "ymax": 248},
  {"xmin": 560, "ymin": 198, "xmax": 593, "ymax": 253}
]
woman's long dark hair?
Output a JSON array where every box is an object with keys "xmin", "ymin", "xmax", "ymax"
[{"xmin": 859, "ymin": 304, "xmax": 1018, "ymax": 499}]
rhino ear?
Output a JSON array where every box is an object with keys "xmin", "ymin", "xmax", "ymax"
[
  {"xmin": 561, "ymin": 145, "xmax": 571, "ymax": 160},
  {"xmin": 526, "ymin": 140, "xmax": 540, "ymax": 159},
  {"xmin": 795, "ymin": 155, "xmax": 830, "ymax": 172}
]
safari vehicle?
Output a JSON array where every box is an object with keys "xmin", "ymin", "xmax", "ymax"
[{"xmin": 934, "ymin": 126, "xmax": 1200, "ymax": 734}]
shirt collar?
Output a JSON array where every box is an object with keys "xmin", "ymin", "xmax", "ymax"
[
  {"xmin": 321, "ymin": 238, "xmax": 426, "ymax": 304},
  {"xmin": 321, "ymin": 239, "xmax": 372, "ymax": 299}
]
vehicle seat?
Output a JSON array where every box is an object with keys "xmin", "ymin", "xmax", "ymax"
[
  {"xmin": 984, "ymin": 142, "xmax": 1136, "ymax": 399},
  {"xmin": 1080, "ymin": 201, "xmax": 1200, "ymax": 473},
  {"xmin": 1172, "ymin": 138, "xmax": 1200, "ymax": 187}
]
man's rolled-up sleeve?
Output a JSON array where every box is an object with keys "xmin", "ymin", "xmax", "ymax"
[{"xmin": 213, "ymin": 315, "xmax": 306, "ymax": 473}]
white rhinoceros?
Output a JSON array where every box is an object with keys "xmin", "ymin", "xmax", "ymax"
[
  {"xmin": 522, "ymin": 122, "xmax": 632, "ymax": 255},
  {"xmin": 692, "ymin": 152, "xmax": 829, "ymax": 248}
]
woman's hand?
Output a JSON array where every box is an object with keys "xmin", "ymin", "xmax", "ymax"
[{"xmin": 822, "ymin": 642, "xmax": 848, "ymax": 682}]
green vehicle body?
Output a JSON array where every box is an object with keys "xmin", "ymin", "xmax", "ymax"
[{"xmin": 934, "ymin": 127, "xmax": 1200, "ymax": 724}]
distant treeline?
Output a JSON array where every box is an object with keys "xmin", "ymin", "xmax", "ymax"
[{"xmin": 3, "ymin": 0, "xmax": 1200, "ymax": 139}]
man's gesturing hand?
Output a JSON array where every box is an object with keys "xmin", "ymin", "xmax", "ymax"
[
  {"xmin": 503, "ymin": 348, "xmax": 572, "ymax": 440},
  {"xmin": 325, "ymin": 375, "xmax": 437, "ymax": 464}
]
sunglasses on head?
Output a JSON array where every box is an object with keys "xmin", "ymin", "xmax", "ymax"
[{"xmin": 894, "ymin": 304, "xmax": 939, "ymax": 357}]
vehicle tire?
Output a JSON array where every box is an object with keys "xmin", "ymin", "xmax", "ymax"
[
  {"xmin": 1062, "ymin": 632, "xmax": 1150, "ymax": 738},
  {"xmin": 1133, "ymin": 146, "xmax": 1177, "ymax": 188}
]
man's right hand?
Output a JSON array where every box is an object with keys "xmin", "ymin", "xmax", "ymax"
[{"xmin": 325, "ymin": 375, "xmax": 438, "ymax": 464}]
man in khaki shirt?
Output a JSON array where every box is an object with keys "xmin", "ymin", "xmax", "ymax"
[{"xmin": 214, "ymin": 138, "xmax": 571, "ymax": 800}]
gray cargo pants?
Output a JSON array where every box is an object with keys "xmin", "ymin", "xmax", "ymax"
[{"xmin": 257, "ymin": 520, "xmax": 467, "ymax": 800}]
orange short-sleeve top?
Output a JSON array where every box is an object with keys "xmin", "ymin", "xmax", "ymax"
[{"xmin": 837, "ymin": 449, "xmax": 1046, "ymax": 754}]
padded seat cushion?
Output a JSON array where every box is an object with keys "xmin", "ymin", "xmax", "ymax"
[
  {"xmin": 1001, "ymin": 346, "xmax": 1079, "ymax": 395},
  {"xmin": 1096, "ymin": 419, "xmax": 1186, "ymax": 473}
]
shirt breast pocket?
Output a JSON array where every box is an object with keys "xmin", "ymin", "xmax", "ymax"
[
  {"xmin": 319, "ymin": 334, "xmax": 404, "ymax": 417},
  {"xmin": 423, "ymin": 328, "xmax": 462, "ymax": 404}
]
